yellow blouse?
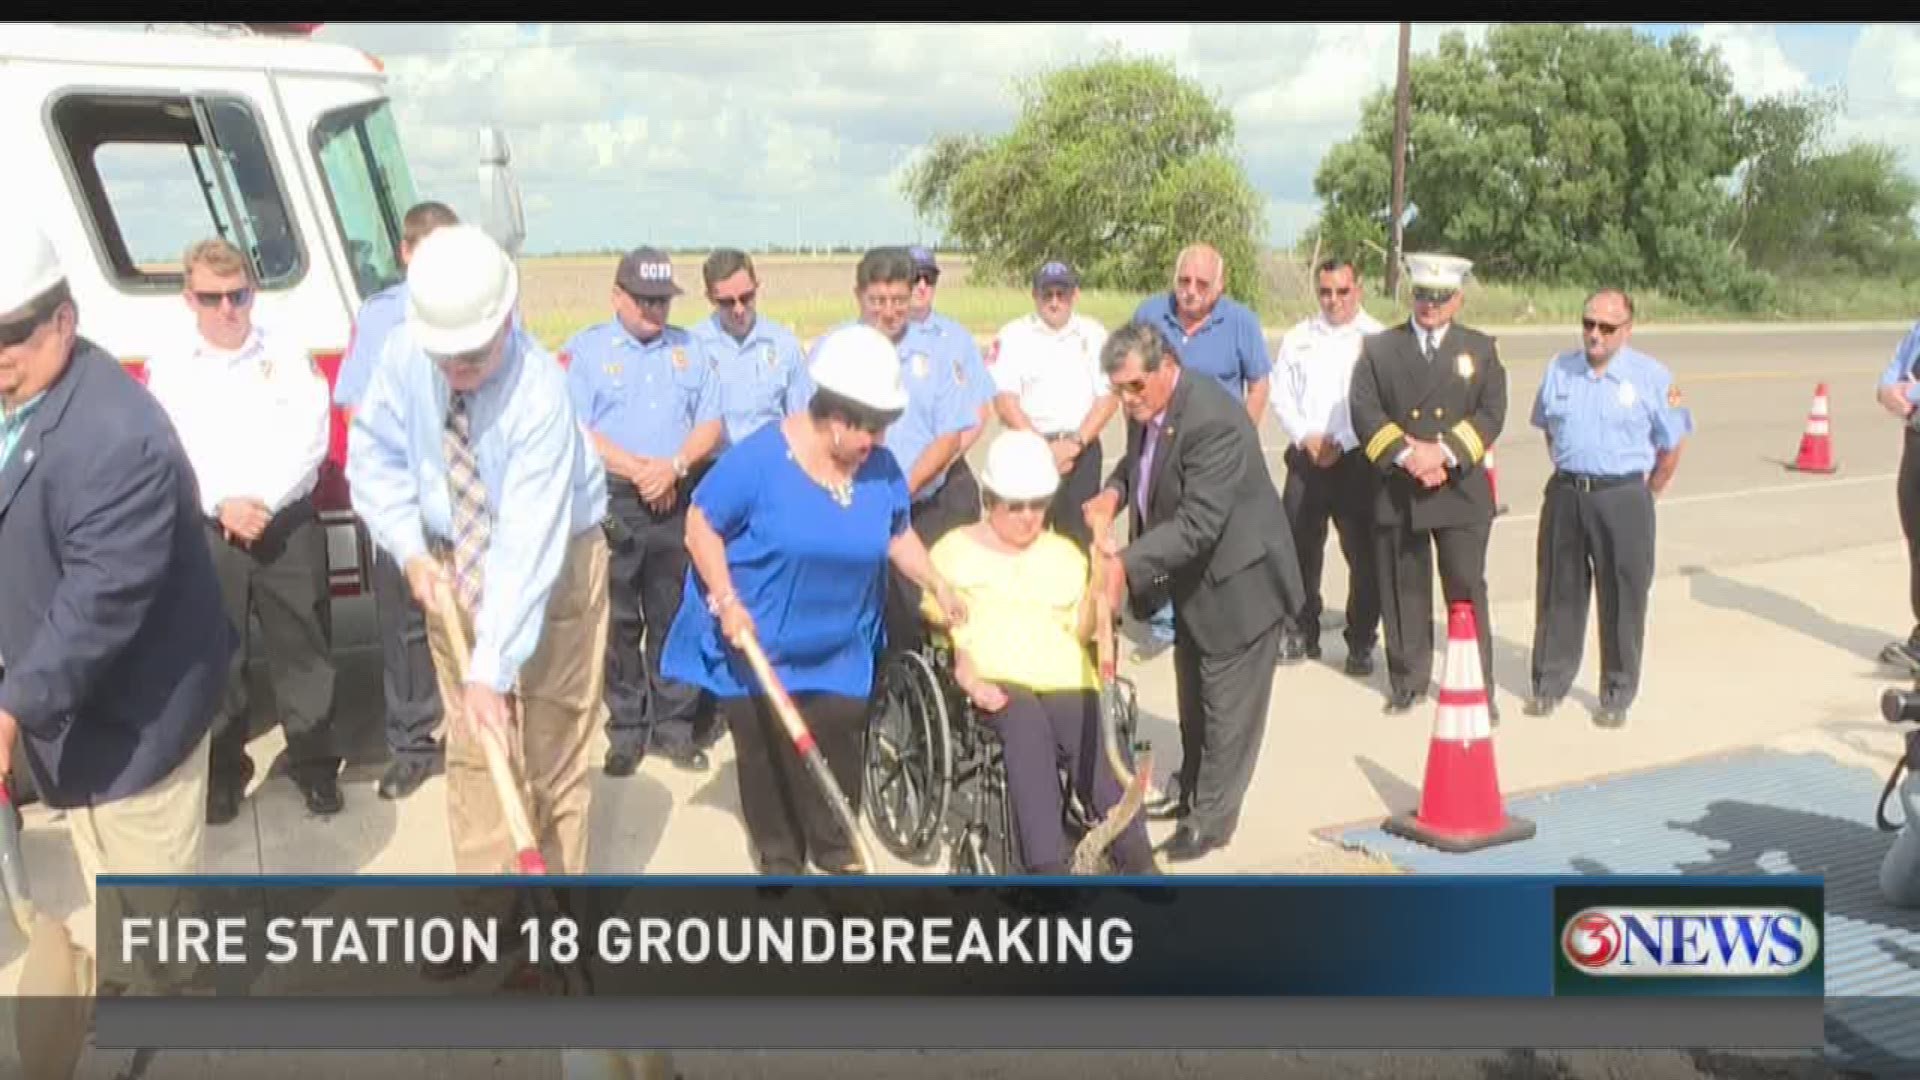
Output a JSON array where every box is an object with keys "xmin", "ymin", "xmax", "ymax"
[{"xmin": 923, "ymin": 527, "xmax": 1098, "ymax": 693}]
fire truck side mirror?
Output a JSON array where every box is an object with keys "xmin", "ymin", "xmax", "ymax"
[{"xmin": 478, "ymin": 126, "xmax": 526, "ymax": 260}]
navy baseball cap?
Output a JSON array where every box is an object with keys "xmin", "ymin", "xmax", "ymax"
[
  {"xmin": 616, "ymin": 246, "xmax": 682, "ymax": 299},
  {"xmin": 907, "ymin": 245, "xmax": 940, "ymax": 277},
  {"xmin": 1033, "ymin": 260, "xmax": 1079, "ymax": 291}
]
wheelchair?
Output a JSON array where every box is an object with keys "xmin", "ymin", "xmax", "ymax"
[{"xmin": 861, "ymin": 632, "xmax": 1144, "ymax": 875}]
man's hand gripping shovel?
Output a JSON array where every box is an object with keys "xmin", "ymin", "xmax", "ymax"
[{"xmin": 1069, "ymin": 547, "xmax": 1156, "ymax": 874}]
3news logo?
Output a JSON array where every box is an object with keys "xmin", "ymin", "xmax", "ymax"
[{"xmin": 1552, "ymin": 885, "xmax": 1824, "ymax": 996}]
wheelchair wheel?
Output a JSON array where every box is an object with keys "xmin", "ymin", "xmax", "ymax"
[{"xmin": 863, "ymin": 650, "xmax": 954, "ymax": 862}]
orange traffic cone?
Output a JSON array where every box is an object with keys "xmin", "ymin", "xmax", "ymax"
[
  {"xmin": 1382, "ymin": 601, "xmax": 1536, "ymax": 853},
  {"xmin": 1486, "ymin": 447, "xmax": 1509, "ymax": 516},
  {"xmin": 1787, "ymin": 383, "xmax": 1838, "ymax": 474}
]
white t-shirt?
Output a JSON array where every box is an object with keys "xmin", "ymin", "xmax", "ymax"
[{"xmin": 988, "ymin": 312, "xmax": 1110, "ymax": 435}]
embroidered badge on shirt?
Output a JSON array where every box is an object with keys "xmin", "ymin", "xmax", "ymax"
[
  {"xmin": 1618, "ymin": 382, "xmax": 1637, "ymax": 407},
  {"xmin": 953, "ymin": 356, "xmax": 967, "ymax": 385},
  {"xmin": 911, "ymin": 353, "xmax": 929, "ymax": 379},
  {"xmin": 1456, "ymin": 353, "xmax": 1474, "ymax": 379},
  {"xmin": 1668, "ymin": 384, "xmax": 1684, "ymax": 407},
  {"xmin": 672, "ymin": 348, "xmax": 688, "ymax": 370},
  {"xmin": 763, "ymin": 342, "xmax": 777, "ymax": 369}
]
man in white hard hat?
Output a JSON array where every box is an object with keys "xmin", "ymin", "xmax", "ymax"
[
  {"xmin": 347, "ymin": 224, "xmax": 611, "ymax": 878},
  {"xmin": 1349, "ymin": 252, "xmax": 1508, "ymax": 718},
  {"xmin": 0, "ymin": 225, "xmax": 232, "ymax": 995}
]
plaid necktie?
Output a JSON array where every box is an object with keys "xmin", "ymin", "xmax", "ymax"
[{"xmin": 444, "ymin": 391, "xmax": 490, "ymax": 615}]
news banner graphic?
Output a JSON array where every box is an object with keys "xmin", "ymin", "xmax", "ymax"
[{"xmin": 80, "ymin": 875, "xmax": 1827, "ymax": 1052}]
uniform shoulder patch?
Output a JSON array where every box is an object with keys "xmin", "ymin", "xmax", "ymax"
[{"xmin": 1667, "ymin": 383, "xmax": 1683, "ymax": 407}]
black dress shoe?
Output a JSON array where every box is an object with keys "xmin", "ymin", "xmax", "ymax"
[
  {"xmin": 205, "ymin": 784, "xmax": 242, "ymax": 826},
  {"xmin": 298, "ymin": 773, "xmax": 344, "ymax": 816},
  {"xmin": 1275, "ymin": 636, "xmax": 1307, "ymax": 665},
  {"xmin": 1383, "ymin": 689, "xmax": 1425, "ymax": 715},
  {"xmin": 604, "ymin": 746, "xmax": 642, "ymax": 777},
  {"xmin": 378, "ymin": 757, "xmax": 436, "ymax": 800},
  {"xmin": 1157, "ymin": 827, "xmax": 1224, "ymax": 863},
  {"xmin": 1594, "ymin": 705, "xmax": 1628, "ymax": 729},
  {"xmin": 1523, "ymin": 695, "xmax": 1561, "ymax": 717},
  {"xmin": 1344, "ymin": 651, "xmax": 1375, "ymax": 677},
  {"xmin": 1302, "ymin": 637, "xmax": 1323, "ymax": 661},
  {"xmin": 1145, "ymin": 796, "xmax": 1188, "ymax": 822}
]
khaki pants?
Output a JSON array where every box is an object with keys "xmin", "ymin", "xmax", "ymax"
[
  {"xmin": 69, "ymin": 729, "xmax": 212, "ymax": 991},
  {"xmin": 425, "ymin": 527, "xmax": 609, "ymax": 874}
]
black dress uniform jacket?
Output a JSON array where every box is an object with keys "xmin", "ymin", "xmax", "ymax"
[
  {"xmin": 1349, "ymin": 321, "xmax": 1508, "ymax": 529},
  {"xmin": 0, "ymin": 340, "xmax": 232, "ymax": 809},
  {"xmin": 1104, "ymin": 371, "xmax": 1305, "ymax": 656}
]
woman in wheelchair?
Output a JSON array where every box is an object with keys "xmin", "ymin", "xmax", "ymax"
[{"xmin": 921, "ymin": 430, "xmax": 1155, "ymax": 875}]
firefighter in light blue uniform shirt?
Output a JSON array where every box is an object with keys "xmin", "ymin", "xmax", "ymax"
[
  {"xmin": 1875, "ymin": 322, "xmax": 1920, "ymax": 669},
  {"xmin": 688, "ymin": 248, "xmax": 813, "ymax": 447},
  {"xmin": 1525, "ymin": 288, "xmax": 1691, "ymax": 729},
  {"xmin": 563, "ymin": 247, "xmax": 725, "ymax": 778},
  {"xmin": 807, "ymin": 247, "xmax": 975, "ymax": 657},
  {"xmin": 905, "ymin": 245, "xmax": 995, "ymax": 539}
]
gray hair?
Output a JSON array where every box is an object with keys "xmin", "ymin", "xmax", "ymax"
[{"xmin": 1101, "ymin": 321, "xmax": 1177, "ymax": 376}]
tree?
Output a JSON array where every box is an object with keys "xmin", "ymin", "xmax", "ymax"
[
  {"xmin": 1310, "ymin": 25, "xmax": 1773, "ymax": 307},
  {"xmin": 902, "ymin": 51, "xmax": 1269, "ymax": 311}
]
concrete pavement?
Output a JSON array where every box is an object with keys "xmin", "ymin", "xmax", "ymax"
[{"xmin": 0, "ymin": 325, "xmax": 1911, "ymax": 1078}]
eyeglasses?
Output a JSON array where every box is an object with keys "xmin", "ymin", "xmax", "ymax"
[
  {"xmin": 1412, "ymin": 288, "xmax": 1456, "ymax": 305},
  {"xmin": 1582, "ymin": 317, "xmax": 1626, "ymax": 335},
  {"xmin": 192, "ymin": 287, "xmax": 253, "ymax": 309},
  {"xmin": 0, "ymin": 296, "xmax": 58, "ymax": 349},
  {"xmin": 999, "ymin": 498, "xmax": 1050, "ymax": 513},
  {"xmin": 1038, "ymin": 288, "xmax": 1073, "ymax": 302},
  {"xmin": 710, "ymin": 290, "xmax": 756, "ymax": 309},
  {"xmin": 1111, "ymin": 376, "xmax": 1150, "ymax": 396}
]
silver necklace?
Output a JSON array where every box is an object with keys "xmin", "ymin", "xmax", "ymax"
[{"xmin": 789, "ymin": 448, "xmax": 854, "ymax": 508}]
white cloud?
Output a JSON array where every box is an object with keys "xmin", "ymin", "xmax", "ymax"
[
  {"xmin": 1836, "ymin": 25, "xmax": 1920, "ymax": 178},
  {"xmin": 1697, "ymin": 24, "xmax": 1811, "ymax": 99}
]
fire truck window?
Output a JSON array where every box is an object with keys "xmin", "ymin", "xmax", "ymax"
[
  {"xmin": 50, "ymin": 92, "xmax": 306, "ymax": 293},
  {"xmin": 313, "ymin": 101, "xmax": 421, "ymax": 300}
]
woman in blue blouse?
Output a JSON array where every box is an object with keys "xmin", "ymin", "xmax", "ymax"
[{"xmin": 662, "ymin": 324, "xmax": 964, "ymax": 874}]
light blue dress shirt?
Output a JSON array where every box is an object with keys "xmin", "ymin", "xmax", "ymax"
[
  {"xmin": 689, "ymin": 312, "xmax": 813, "ymax": 446},
  {"xmin": 1530, "ymin": 346, "xmax": 1694, "ymax": 476},
  {"xmin": 347, "ymin": 325, "xmax": 608, "ymax": 692},
  {"xmin": 1876, "ymin": 320, "xmax": 1920, "ymax": 406}
]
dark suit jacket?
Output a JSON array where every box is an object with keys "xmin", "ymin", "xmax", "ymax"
[
  {"xmin": 1102, "ymin": 370, "xmax": 1304, "ymax": 656},
  {"xmin": 1348, "ymin": 320, "xmax": 1508, "ymax": 531},
  {"xmin": 0, "ymin": 339, "xmax": 232, "ymax": 809}
]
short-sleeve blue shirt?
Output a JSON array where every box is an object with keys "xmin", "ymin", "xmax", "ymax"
[
  {"xmin": 563, "ymin": 321, "xmax": 719, "ymax": 458},
  {"xmin": 1530, "ymin": 346, "xmax": 1694, "ymax": 475},
  {"xmin": 806, "ymin": 321, "xmax": 974, "ymax": 502},
  {"xmin": 1876, "ymin": 320, "xmax": 1920, "ymax": 405},
  {"xmin": 690, "ymin": 313, "xmax": 813, "ymax": 446},
  {"xmin": 906, "ymin": 312, "xmax": 995, "ymax": 415},
  {"xmin": 1132, "ymin": 293, "xmax": 1271, "ymax": 400},
  {"xmin": 660, "ymin": 422, "xmax": 913, "ymax": 700}
]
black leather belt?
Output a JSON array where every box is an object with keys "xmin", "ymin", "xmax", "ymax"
[{"xmin": 1552, "ymin": 471, "xmax": 1644, "ymax": 492}]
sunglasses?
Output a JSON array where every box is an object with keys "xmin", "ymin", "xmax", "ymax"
[
  {"xmin": 1318, "ymin": 286, "xmax": 1353, "ymax": 298},
  {"xmin": 998, "ymin": 498, "xmax": 1050, "ymax": 513},
  {"xmin": 913, "ymin": 273, "xmax": 939, "ymax": 287},
  {"xmin": 1112, "ymin": 376, "xmax": 1150, "ymax": 396},
  {"xmin": 0, "ymin": 298, "xmax": 57, "ymax": 349},
  {"xmin": 1582, "ymin": 317, "xmax": 1626, "ymax": 334},
  {"xmin": 1038, "ymin": 288, "xmax": 1073, "ymax": 302},
  {"xmin": 192, "ymin": 287, "xmax": 253, "ymax": 309},
  {"xmin": 1412, "ymin": 288, "xmax": 1456, "ymax": 304},
  {"xmin": 710, "ymin": 290, "xmax": 757, "ymax": 309}
]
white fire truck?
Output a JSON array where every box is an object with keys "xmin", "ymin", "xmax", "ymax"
[{"xmin": 1, "ymin": 21, "xmax": 526, "ymax": 636}]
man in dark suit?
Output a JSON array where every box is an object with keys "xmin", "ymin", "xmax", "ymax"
[
  {"xmin": 0, "ymin": 227, "xmax": 232, "ymax": 996},
  {"xmin": 1083, "ymin": 321, "xmax": 1304, "ymax": 863},
  {"xmin": 1349, "ymin": 253, "xmax": 1507, "ymax": 717}
]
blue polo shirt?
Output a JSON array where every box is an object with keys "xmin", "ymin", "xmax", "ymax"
[
  {"xmin": 562, "ymin": 320, "xmax": 719, "ymax": 459},
  {"xmin": 1530, "ymin": 346, "xmax": 1694, "ymax": 476},
  {"xmin": 1132, "ymin": 292, "xmax": 1270, "ymax": 400},
  {"xmin": 689, "ymin": 312, "xmax": 812, "ymax": 446}
]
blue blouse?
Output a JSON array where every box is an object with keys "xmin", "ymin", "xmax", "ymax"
[{"xmin": 661, "ymin": 422, "xmax": 912, "ymax": 699}]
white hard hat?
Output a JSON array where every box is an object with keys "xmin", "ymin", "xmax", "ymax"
[
  {"xmin": 1404, "ymin": 252, "xmax": 1473, "ymax": 292},
  {"xmin": 404, "ymin": 224, "xmax": 519, "ymax": 356},
  {"xmin": 808, "ymin": 324, "xmax": 908, "ymax": 413},
  {"xmin": 979, "ymin": 429, "xmax": 1060, "ymax": 502},
  {"xmin": 1, "ymin": 226, "xmax": 66, "ymax": 315}
]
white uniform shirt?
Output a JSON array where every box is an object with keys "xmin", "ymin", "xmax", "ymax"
[
  {"xmin": 147, "ymin": 322, "xmax": 330, "ymax": 518},
  {"xmin": 988, "ymin": 311, "xmax": 1110, "ymax": 436},
  {"xmin": 1271, "ymin": 309, "xmax": 1386, "ymax": 452}
]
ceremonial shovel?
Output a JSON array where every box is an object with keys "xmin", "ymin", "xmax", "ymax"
[{"xmin": 4, "ymin": 780, "xmax": 92, "ymax": 1080}]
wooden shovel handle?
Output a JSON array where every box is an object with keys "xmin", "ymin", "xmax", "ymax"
[{"xmin": 435, "ymin": 581, "xmax": 547, "ymax": 875}]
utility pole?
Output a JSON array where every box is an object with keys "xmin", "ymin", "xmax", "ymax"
[{"xmin": 1386, "ymin": 21, "xmax": 1411, "ymax": 297}]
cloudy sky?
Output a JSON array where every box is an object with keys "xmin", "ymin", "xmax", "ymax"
[{"xmin": 300, "ymin": 22, "xmax": 1918, "ymax": 257}]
